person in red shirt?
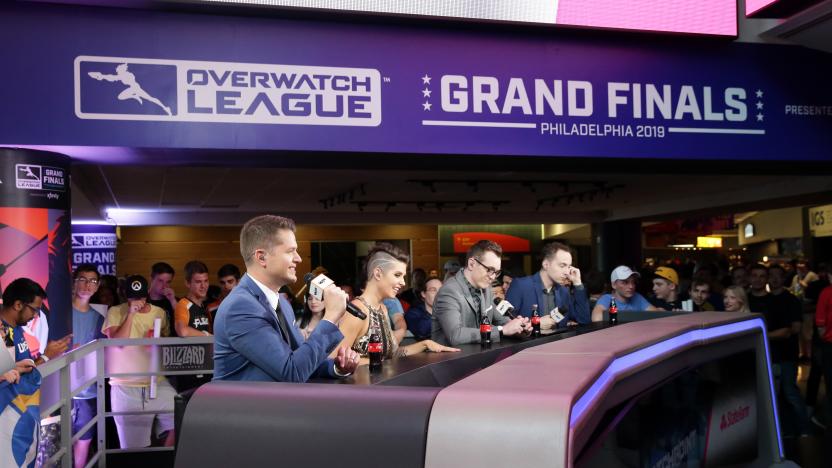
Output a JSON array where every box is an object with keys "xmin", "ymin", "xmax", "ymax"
[{"xmin": 815, "ymin": 267, "xmax": 832, "ymax": 425}]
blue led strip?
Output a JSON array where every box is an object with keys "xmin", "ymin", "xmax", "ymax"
[{"xmin": 568, "ymin": 318, "xmax": 783, "ymax": 457}]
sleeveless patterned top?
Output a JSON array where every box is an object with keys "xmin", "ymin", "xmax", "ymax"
[{"xmin": 351, "ymin": 297, "xmax": 397, "ymax": 359}]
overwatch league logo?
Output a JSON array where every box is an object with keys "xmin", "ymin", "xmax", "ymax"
[
  {"xmin": 75, "ymin": 55, "xmax": 382, "ymax": 126},
  {"xmin": 72, "ymin": 233, "xmax": 117, "ymax": 249},
  {"xmin": 88, "ymin": 63, "xmax": 173, "ymax": 116},
  {"xmin": 15, "ymin": 164, "xmax": 66, "ymax": 191},
  {"xmin": 15, "ymin": 164, "xmax": 40, "ymax": 189}
]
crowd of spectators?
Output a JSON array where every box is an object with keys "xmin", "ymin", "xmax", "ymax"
[{"xmin": 3, "ymin": 228, "xmax": 832, "ymax": 461}]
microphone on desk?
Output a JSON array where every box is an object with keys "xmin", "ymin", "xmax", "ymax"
[
  {"xmin": 304, "ymin": 273, "xmax": 367, "ymax": 320},
  {"xmin": 493, "ymin": 298, "xmax": 517, "ymax": 320}
]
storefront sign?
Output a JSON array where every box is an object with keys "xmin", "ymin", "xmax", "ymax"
[
  {"xmin": 453, "ymin": 232, "xmax": 531, "ymax": 253},
  {"xmin": 441, "ymin": 225, "xmax": 541, "ymax": 255},
  {"xmin": 696, "ymin": 236, "xmax": 723, "ymax": 248},
  {"xmin": 809, "ymin": 204, "xmax": 832, "ymax": 238}
]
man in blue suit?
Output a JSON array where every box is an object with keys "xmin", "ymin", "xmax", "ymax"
[
  {"xmin": 505, "ymin": 241, "xmax": 590, "ymax": 330},
  {"xmin": 213, "ymin": 215, "xmax": 360, "ymax": 382}
]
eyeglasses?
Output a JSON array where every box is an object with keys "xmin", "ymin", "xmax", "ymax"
[
  {"xmin": 75, "ymin": 277, "xmax": 100, "ymax": 286},
  {"xmin": 24, "ymin": 303, "xmax": 41, "ymax": 315},
  {"xmin": 473, "ymin": 257, "xmax": 501, "ymax": 278}
]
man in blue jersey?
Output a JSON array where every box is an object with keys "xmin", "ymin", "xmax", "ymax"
[
  {"xmin": 2, "ymin": 278, "xmax": 67, "ymax": 368},
  {"xmin": 1, "ymin": 278, "xmax": 53, "ymax": 468}
]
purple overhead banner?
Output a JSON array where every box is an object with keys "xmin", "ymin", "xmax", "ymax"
[{"xmin": 0, "ymin": 3, "xmax": 831, "ymax": 161}]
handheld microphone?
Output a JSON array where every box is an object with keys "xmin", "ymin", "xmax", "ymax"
[
  {"xmin": 304, "ymin": 273, "xmax": 367, "ymax": 320},
  {"xmin": 493, "ymin": 298, "xmax": 517, "ymax": 320}
]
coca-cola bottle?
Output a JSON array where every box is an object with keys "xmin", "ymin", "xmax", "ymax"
[
  {"xmin": 480, "ymin": 313, "xmax": 492, "ymax": 348},
  {"xmin": 609, "ymin": 297, "xmax": 618, "ymax": 325},
  {"xmin": 368, "ymin": 325, "xmax": 383, "ymax": 372},
  {"xmin": 531, "ymin": 304, "xmax": 541, "ymax": 337}
]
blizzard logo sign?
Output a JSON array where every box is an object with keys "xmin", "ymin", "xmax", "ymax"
[
  {"xmin": 161, "ymin": 344, "xmax": 213, "ymax": 371},
  {"xmin": 75, "ymin": 55, "xmax": 381, "ymax": 126}
]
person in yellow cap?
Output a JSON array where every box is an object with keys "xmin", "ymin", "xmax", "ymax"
[{"xmin": 651, "ymin": 266, "xmax": 683, "ymax": 311}]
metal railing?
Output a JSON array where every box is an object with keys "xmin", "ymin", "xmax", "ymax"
[{"xmin": 36, "ymin": 336, "xmax": 215, "ymax": 468}]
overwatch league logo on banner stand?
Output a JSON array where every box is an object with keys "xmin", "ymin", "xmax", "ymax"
[
  {"xmin": 15, "ymin": 164, "xmax": 66, "ymax": 193},
  {"xmin": 72, "ymin": 224, "xmax": 118, "ymax": 276},
  {"xmin": 0, "ymin": 149, "xmax": 69, "ymax": 210},
  {"xmin": 15, "ymin": 164, "xmax": 41, "ymax": 189},
  {"xmin": 75, "ymin": 56, "xmax": 382, "ymax": 126}
]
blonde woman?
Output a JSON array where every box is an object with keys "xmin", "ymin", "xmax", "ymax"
[
  {"xmin": 334, "ymin": 243, "xmax": 459, "ymax": 364},
  {"xmin": 723, "ymin": 285, "xmax": 751, "ymax": 313}
]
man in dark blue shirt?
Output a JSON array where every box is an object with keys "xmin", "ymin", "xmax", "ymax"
[
  {"xmin": 406, "ymin": 276, "xmax": 442, "ymax": 340},
  {"xmin": 506, "ymin": 242, "xmax": 590, "ymax": 329}
]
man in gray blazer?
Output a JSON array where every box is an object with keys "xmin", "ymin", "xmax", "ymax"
[{"xmin": 432, "ymin": 240, "xmax": 530, "ymax": 346}]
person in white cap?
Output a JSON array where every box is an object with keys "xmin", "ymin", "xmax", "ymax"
[{"xmin": 591, "ymin": 266, "xmax": 659, "ymax": 321}]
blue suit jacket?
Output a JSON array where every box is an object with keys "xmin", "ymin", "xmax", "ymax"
[
  {"xmin": 213, "ymin": 274, "xmax": 344, "ymax": 382},
  {"xmin": 505, "ymin": 272, "xmax": 591, "ymax": 326}
]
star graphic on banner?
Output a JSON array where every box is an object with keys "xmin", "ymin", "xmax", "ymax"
[
  {"xmin": 423, "ymin": 101, "xmax": 432, "ymax": 111},
  {"xmin": 422, "ymin": 88, "xmax": 432, "ymax": 98},
  {"xmin": 756, "ymin": 101, "xmax": 764, "ymax": 110},
  {"xmin": 757, "ymin": 113, "xmax": 764, "ymax": 122},
  {"xmin": 421, "ymin": 74, "xmax": 432, "ymax": 85},
  {"xmin": 755, "ymin": 89, "xmax": 764, "ymax": 98}
]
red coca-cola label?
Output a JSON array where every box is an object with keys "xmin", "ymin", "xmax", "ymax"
[
  {"xmin": 531, "ymin": 316, "xmax": 541, "ymax": 325},
  {"xmin": 480, "ymin": 324, "xmax": 492, "ymax": 333},
  {"xmin": 609, "ymin": 306, "xmax": 618, "ymax": 315},
  {"xmin": 368, "ymin": 342, "xmax": 383, "ymax": 353}
]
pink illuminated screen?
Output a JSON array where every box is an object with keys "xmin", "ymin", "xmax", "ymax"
[
  {"xmin": 745, "ymin": 0, "xmax": 780, "ymax": 16},
  {"xmin": 555, "ymin": 0, "xmax": 737, "ymax": 36},
  {"xmin": 198, "ymin": 1, "xmax": 737, "ymax": 36}
]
